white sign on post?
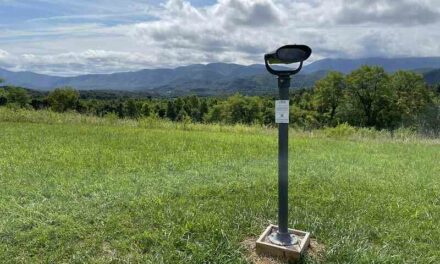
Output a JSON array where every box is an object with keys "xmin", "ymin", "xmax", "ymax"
[{"xmin": 275, "ymin": 100, "xmax": 289, "ymax": 123}]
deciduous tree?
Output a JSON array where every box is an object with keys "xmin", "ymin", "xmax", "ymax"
[
  {"xmin": 344, "ymin": 66, "xmax": 390, "ymax": 128},
  {"xmin": 47, "ymin": 87, "xmax": 79, "ymax": 112},
  {"xmin": 6, "ymin": 87, "xmax": 30, "ymax": 108},
  {"xmin": 386, "ymin": 71, "xmax": 432, "ymax": 128},
  {"xmin": 313, "ymin": 71, "xmax": 345, "ymax": 126}
]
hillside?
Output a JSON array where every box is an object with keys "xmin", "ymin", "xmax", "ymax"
[
  {"xmin": 1, "ymin": 57, "xmax": 440, "ymax": 96},
  {"xmin": 303, "ymin": 57, "xmax": 440, "ymax": 73},
  {"xmin": 424, "ymin": 68, "xmax": 440, "ymax": 85},
  {"xmin": 0, "ymin": 63, "xmax": 268, "ymax": 92},
  {"xmin": 0, "ymin": 64, "xmax": 324, "ymax": 96}
]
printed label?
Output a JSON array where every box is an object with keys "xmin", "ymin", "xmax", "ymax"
[{"xmin": 275, "ymin": 100, "xmax": 289, "ymax": 123}]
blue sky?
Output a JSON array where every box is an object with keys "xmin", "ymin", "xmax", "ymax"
[{"xmin": 0, "ymin": 0, "xmax": 439, "ymax": 76}]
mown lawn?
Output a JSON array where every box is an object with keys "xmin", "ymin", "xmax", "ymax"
[{"xmin": 0, "ymin": 120, "xmax": 439, "ymax": 263}]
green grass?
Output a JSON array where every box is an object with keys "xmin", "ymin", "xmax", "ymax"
[{"xmin": 0, "ymin": 109, "xmax": 439, "ymax": 263}]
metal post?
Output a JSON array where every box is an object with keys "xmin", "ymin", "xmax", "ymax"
[
  {"xmin": 268, "ymin": 75, "xmax": 298, "ymax": 246},
  {"xmin": 278, "ymin": 75, "xmax": 290, "ymax": 236}
]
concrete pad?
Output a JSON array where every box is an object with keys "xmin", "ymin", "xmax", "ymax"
[{"xmin": 256, "ymin": 224, "xmax": 310, "ymax": 262}]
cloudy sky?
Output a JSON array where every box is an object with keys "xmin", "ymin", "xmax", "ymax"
[{"xmin": 0, "ymin": 0, "xmax": 439, "ymax": 76}]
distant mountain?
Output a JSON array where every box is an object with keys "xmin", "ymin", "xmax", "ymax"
[
  {"xmin": 0, "ymin": 63, "xmax": 269, "ymax": 92},
  {"xmin": 1, "ymin": 57, "xmax": 439, "ymax": 96},
  {"xmin": 151, "ymin": 70, "xmax": 327, "ymax": 97},
  {"xmin": 0, "ymin": 68, "xmax": 63, "ymax": 89},
  {"xmin": 423, "ymin": 69, "xmax": 440, "ymax": 85},
  {"xmin": 303, "ymin": 57, "xmax": 440, "ymax": 74},
  {"xmin": 0, "ymin": 63, "xmax": 318, "ymax": 95}
]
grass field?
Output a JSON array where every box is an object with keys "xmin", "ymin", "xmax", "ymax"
[{"xmin": 1, "ymin": 109, "xmax": 439, "ymax": 263}]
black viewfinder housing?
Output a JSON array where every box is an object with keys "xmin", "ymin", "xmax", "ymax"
[{"xmin": 264, "ymin": 45, "xmax": 312, "ymax": 75}]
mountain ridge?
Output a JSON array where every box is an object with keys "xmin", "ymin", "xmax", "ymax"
[
  {"xmin": 303, "ymin": 56, "xmax": 440, "ymax": 73},
  {"xmin": 1, "ymin": 57, "xmax": 439, "ymax": 96}
]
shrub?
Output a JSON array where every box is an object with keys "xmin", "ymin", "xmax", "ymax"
[
  {"xmin": 417, "ymin": 103, "xmax": 440, "ymax": 137},
  {"xmin": 323, "ymin": 123, "xmax": 357, "ymax": 138}
]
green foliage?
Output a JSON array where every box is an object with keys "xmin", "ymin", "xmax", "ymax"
[
  {"xmin": 103, "ymin": 112, "xmax": 119, "ymax": 124},
  {"xmin": 176, "ymin": 108, "xmax": 189, "ymax": 122},
  {"xmin": 312, "ymin": 67, "xmax": 436, "ymax": 132},
  {"xmin": 141, "ymin": 102, "xmax": 151, "ymax": 117},
  {"xmin": 417, "ymin": 102, "xmax": 440, "ymax": 137},
  {"xmin": 5, "ymin": 87, "xmax": 30, "ymax": 108},
  {"xmin": 47, "ymin": 87, "xmax": 80, "ymax": 112},
  {"xmin": 290, "ymin": 105, "xmax": 320, "ymax": 130},
  {"xmin": 292, "ymin": 90, "xmax": 320, "ymax": 129},
  {"xmin": 343, "ymin": 66, "xmax": 390, "ymax": 128},
  {"xmin": 0, "ymin": 88, "xmax": 7, "ymax": 106},
  {"xmin": 205, "ymin": 94, "xmax": 265, "ymax": 125},
  {"xmin": 387, "ymin": 71, "xmax": 432, "ymax": 127},
  {"xmin": 313, "ymin": 71, "xmax": 345, "ymax": 126},
  {"xmin": 323, "ymin": 123, "xmax": 356, "ymax": 138},
  {"xmin": 166, "ymin": 100, "xmax": 177, "ymax": 120},
  {"xmin": 124, "ymin": 99, "xmax": 140, "ymax": 118}
]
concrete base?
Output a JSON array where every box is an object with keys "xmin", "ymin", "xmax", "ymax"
[{"xmin": 256, "ymin": 224, "xmax": 310, "ymax": 262}]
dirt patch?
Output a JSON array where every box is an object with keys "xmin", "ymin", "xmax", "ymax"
[
  {"xmin": 241, "ymin": 237, "xmax": 326, "ymax": 264},
  {"xmin": 241, "ymin": 237, "xmax": 284, "ymax": 264},
  {"xmin": 307, "ymin": 239, "xmax": 326, "ymax": 262}
]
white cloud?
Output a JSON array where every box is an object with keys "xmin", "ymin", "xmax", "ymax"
[
  {"xmin": 129, "ymin": 0, "xmax": 440, "ymax": 66},
  {"xmin": 130, "ymin": 0, "xmax": 291, "ymax": 66},
  {"xmin": 10, "ymin": 50, "xmax": 158, "ymax": 76},
  {"xmin": 0, "ymin": 0, "xmax": 440, "ymax": 75},
  {"xmin": 0, "ymin": 49, "xmax": 8, "ymax": 58},
  {"xmin": 333, "ymin": 0, "xmax": 440, "ymax": 25},
  {"xmin": 1, "ymin": 48, "xmax": 161, "ymax": 76},
  {"xmin": 215, "ymin": 0, "xmax": 284, "ymax": 28},
  {"xmin": 0, "ymin": 49, "xmax": 17, "ymax": 69}
]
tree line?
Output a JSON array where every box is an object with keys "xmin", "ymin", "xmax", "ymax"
[{"xmin": 1, "ymin": 66, "xmax": 439, "ymax": 135}]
